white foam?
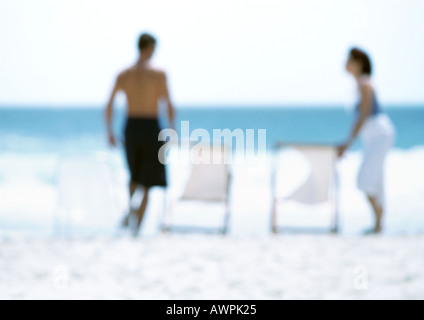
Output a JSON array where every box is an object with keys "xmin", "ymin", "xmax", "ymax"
[
  {"xmin": 0, "ymin": 148, "xmax": 424, "ymax": 236},
  {"xmin": 1, "ymin": 149, "xmax": 424, "ymax": 299}
]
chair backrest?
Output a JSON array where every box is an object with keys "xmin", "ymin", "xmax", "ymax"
[
  {"xmin": 181, "ymin": 146, "xmax": 230, "ymax": 202},
  {"xmin": 57, "ymin": 158, "xmax": 119, "ymax": 227},
  {"xmin": 277, "ymin": 145, "xmax": 336, "ymax": 205}
]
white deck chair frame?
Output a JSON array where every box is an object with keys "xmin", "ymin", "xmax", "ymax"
[
  {"xmin": 271, "ymin": 142, "xmax": 340, "ymax": 234},
  {"xmin": 161, "ymin": 145, "xmax": 232, "ymax": 235},
  {"xmin": 54, "ymin": 154, "xmax": 121, "ymax": 236}
]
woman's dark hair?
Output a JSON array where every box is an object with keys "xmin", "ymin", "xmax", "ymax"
[
  {"xmin": 138, "ymin": 33, "xmax": 157, "ymax": 51},
  {"xmin": 349, "ymin": 48, "xmax": 372, "ymax": 75}
]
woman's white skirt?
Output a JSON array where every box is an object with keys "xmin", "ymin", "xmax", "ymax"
[{"xmin": 358, "ymin": 114, "xmax": 395, "ymax": 206}]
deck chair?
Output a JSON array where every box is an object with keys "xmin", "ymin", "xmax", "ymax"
[
  {"xmin": 161, "ymin": 145, "xmax": 232, "ymax": 234},
  {"xmin": 271, "ymin": 143, "xmax": 339, "ymax": 234},
  {"xmin": 55, "ymin": 156, "xmax": 121, "ymax": 235}
]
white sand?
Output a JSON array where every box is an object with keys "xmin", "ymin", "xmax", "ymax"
[{"xmin": 1, "ymin": 234, "xmax": 424, "ymax": 300}]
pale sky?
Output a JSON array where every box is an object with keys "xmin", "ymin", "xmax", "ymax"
[{"xmin": 0, "ymin": 0, "xmax": 423, "ymax": 106}]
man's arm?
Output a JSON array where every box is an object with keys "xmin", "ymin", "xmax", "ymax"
[
  {"xmin": 338, "ymin": 84, "xmax": 373, "ymax": 157},
  {"xmin": 105, "ymin": 76, "xmax": 122, "ymax": 147},
  {"xmin": 159, "ymin": 72, "xmax": 175, "ymax": 128}
]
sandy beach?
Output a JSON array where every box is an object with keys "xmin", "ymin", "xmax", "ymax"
[
  {"xmin": 1, "ymin": 149, "xmax": 424, "ymax": 300},
  {"xmin": 1, "ymin": 0, "xmax": 424, "ymax": 302},
  {"xmin": 1, "ymin": 234, "xmax": 423, "ymax": 300}
]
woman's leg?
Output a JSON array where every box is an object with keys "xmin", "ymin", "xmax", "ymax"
[
  {"xmin": 359, "ymin": 136, "xmax": 388, "ymax": 234},
  {"xmin": 367, "ymin": 195, "xmax": 383, "ymax": 233}
]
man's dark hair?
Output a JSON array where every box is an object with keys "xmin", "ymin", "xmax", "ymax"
[
  {"xmin": 349, "ymin": 48, "xmax": 372, "ymax": 76},
  {"xmin": 138, "ymin": 33, "xmax": 157, "ymax": 51}
]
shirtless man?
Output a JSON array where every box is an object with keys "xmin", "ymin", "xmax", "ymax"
[{"xmin": 106, "ymin": 33, "xmax": 175, "ymax": 236}]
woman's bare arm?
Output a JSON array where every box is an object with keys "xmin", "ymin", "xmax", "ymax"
[{"xmin": 338, "ymin": 83, "xmax": 373, "ymax": 157}]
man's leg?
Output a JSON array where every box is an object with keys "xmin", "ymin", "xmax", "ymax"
[
  {"xmin": 129, "ymin": 181, "xmax": 138, "ymax": 198},
  {"xmin": 122, "ymin": 181, "xmax": 139, "ymax": 227},
  {"xmin": 134, "ymin": 187, "xmax": 151, "ymax": 236},
  {"xmin": 367, "ymin": 195, "xmax": 383, "ymax": 234}
]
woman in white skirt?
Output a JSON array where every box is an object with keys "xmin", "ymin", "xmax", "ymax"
[{"xmin": 338, "ymin": 48, "xmax": 396, "ymax": 234}]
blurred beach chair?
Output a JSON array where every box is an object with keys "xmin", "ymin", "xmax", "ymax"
[
  {"xmin": 55, "ymin": 155, "xmax": 122, "ymax": 235},
  {"xmin": 271, "ymin": 143, "xmax": 339, "ymax": 234},
  {"xmin": 162, "ymin": 145, "xmax": 232, "ymax": 235}
]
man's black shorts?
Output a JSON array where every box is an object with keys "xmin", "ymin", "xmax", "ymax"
[{"xmin": 124, "ymin": 117, "xmax": 167, "ymax": 187}]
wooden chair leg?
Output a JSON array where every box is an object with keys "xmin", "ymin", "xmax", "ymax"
[
  {"xmin": 272, "ymin": 199, "xmax": 278, "ymax": 234},
  {"xmin": 331, "ymin": 168, "xmax": 340, "ymax": 234},
  {"xmin": 161, "ymin": 193, "xmax": 173, "ymax": 233},
  {"xmin": 222, "ymin": 198, "xmax": 231, "ymax": 235}
]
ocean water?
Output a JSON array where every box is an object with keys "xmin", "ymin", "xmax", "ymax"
[
  {"xmin": 0, "ymin": 105, "xmax": 423, "ymax": 236},
  {"xmin": 0, "ymin": 105, "xmax": 423, "ymax": 153}
]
